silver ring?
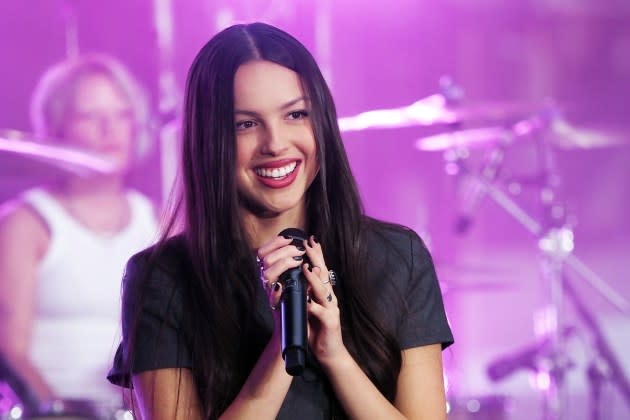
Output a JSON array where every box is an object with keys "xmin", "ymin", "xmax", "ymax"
[
  {"xmin": 270, "ymin": 303, "xmax": 279, "ymax": 311},
  {"xmin": 322, "ymin": 270, "xmax": 337, "ymax": 286},
  {"xmin": 257, "ymin": 255, "xmax": 265, "ymax": 282}
]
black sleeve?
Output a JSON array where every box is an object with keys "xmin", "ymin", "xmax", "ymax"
[
  {"xmin": 107, "ymin": 252, "xmax": 193, "ymax": 387},
  {"xmin": 397, "ymin": 231, "xmax": 454, "ymax": 350}
]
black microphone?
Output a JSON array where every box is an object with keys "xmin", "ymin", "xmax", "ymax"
[{"xmin": 277, "ymin": 228, "xmax": 308, "ymax": 376}]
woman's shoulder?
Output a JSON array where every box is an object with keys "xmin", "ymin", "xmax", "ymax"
[
  {"xmin": 123, "ymin": 234, "xmax": 190, "ymax": 291},
  {"xmin": 361, "ymin": 217, "xmax": 427, "ymax": 257}
]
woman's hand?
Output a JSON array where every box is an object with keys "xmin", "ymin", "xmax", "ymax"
[
  {"xmin": 256, "ymin": 235, "xmax": 306, "ymax": 320},
  {"xmin": 301, "ymin": 236, "xmax": 347, "ymax": 367}
]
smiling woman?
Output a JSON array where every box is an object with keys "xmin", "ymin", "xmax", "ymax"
[
  {"xmin": 108, "ymin": 22, "xmax": 453, "ymax": 420},
  {"xmin": 234, "ymin": 60, "xmax": 319, "ymax": 221}
]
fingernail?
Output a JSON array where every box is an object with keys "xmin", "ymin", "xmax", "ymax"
[
  {"xmin": 292, "ymin": 255, "xmax": 303, "ymax": 261},
  {"xmin": 295, "ymin": 245, "xmax": 306, "ymax": 251},
  {"xmin": 273, "ymin": 283, "xmax": 281, "ymax": 292},
  {"xmin": 282, "ymin": 234, "xmax": 292, "ymax": 239},
  {"xmin": 312, "ymin": 235, "xmax": 319, "ymax": 244},
  {"xmin": 307, "ymin": 296, "xmax": 312, "ymax": 303},
  {"xmin": 307, "ymin": 264, "xmax": 313, "ymax": 272}
]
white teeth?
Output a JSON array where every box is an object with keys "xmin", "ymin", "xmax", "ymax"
[{"xmin": 255, "ymin": 161, "xmax": 297, "ymax": 179}]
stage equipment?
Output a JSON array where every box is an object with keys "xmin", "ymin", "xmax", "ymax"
[
  {"xmin": 415, "ymin": 97, "xmax": 629, "ymax": 419},
  {"xmin": 0, "ymin": 130, "xmax": 117, "ymax": 181}
]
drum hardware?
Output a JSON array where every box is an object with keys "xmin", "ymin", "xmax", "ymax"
[
  {"xmin": 337, "ymin": 92, "xmax": 539, "ymax": 133},
  {"xmin": 0, "ymin": 130, "xmax": 117, "ymax": 180},
  {"xmin": 415, "ymin": 109, "xmax": 627, "ymax": 153},
  {"xmin": 0, "ymin": 353, "xmax": 41, "ymax": 417},
  {"xmin": 447, "ymin": 394, "xmax": 510, "ymax": 420},
  {"xmin": 420, "ymin": 100, "xmax": 630, "ymax": 419}
]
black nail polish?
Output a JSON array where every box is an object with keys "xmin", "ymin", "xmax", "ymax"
[
  {"xmin": 312, "ymin": 235, "xmax": 319, "ymax": 244},
  {"xmin": 282, "ymin": 234, "xmax": 292, "ymax": 239},
  {"xmin": 307, "ymin": 296, "xmax": 312, "ymax": 303},
  {"xmin": 307, "ymin": 264, "xmax": 313, "ymax": 272},
  {"xmin": 273, "ymin": 282, "xmax": 281, "ymax": 292},
  {"xmin": 296, "ymin": 245, "xmax": 306, "ymax": 251},
  {"xmin": 292, "ymin": 255, "xmax": 303, "ymax": 261}
]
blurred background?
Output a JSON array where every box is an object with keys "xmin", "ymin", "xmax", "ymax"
[{"xmin": 1, "ymin": 0, "xmax": 629, "ymax": 418}]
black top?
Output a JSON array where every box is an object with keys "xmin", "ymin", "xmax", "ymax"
[{"xmin": 108, "ymin": 222, "xmax": 453, "ymax": 419}]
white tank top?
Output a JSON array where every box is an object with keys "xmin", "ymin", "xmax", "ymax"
[{"xmin": 22, "ymin": 188, "xmax": 159, "ymax": 405}]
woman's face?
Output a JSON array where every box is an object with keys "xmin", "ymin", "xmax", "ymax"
[
  {"xmin": 62, "ymin": 73, "xmax": 136, "ymax": 171},
  {"xmin": 233, "ymin": 60, "xmax": 319, "ymax": 219}
]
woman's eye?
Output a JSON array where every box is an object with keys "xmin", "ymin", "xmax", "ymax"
[
  {"xmin": 287, "ymin": 110, "xmax": 308, "ymax": 120},
  {"xmin": 236, "ymin": 120, "xmax": 256, "ymax": 130}
]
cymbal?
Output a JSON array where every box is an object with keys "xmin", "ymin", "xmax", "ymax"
[
  {"xmin": 338, "ymin": 94, "xmax": 456, "ymax": 132},
  {"xmin": 0, "ymin": 129, "xmax": 117, "ymax": 180},
  {"xmin": 544, "ymin": 119, "xmax": 628, "ymax": 150},
  {"xmin": 415, "ymin": 127, "xmax": 508, "ymax": 151},
  {"xmin": 338, "ymin": 94, "xmax": 537, "ymax": 132},
  {"xmin": 415, "ymin": 118, "xmax": 628, "ymax": 152}
]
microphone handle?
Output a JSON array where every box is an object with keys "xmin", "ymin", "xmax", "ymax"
[{"xmin": 281, "ymin": 267, "xmax": 307, "ymax": 376}]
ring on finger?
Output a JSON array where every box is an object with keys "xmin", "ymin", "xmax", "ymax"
[
  {"xmin": 257, "ymin": 255, "xmax": 265, "ymax": 275},
  {"xmin": 326, "ymin": 293, "xmax": 333, "ymax": 303},
  {"xmin": 321, "ymin": 270, "xmax": 337, "ymax": 286}
]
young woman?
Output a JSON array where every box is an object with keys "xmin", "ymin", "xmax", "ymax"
[
  {"xmin": 108, "ymin": 22, "xmax": 453, "ymax": 419},
  {"xmin": 0, "ymin": 55, "xmax": 158, "ymax": 414}
]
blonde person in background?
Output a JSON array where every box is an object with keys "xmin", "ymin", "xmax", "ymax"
[{"xmin": 0, "ymin": 54, "xmax": 159, "ymax": 416}]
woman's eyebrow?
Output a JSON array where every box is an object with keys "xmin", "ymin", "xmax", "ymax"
[{"xmin": 234, "ymin": 96, "xmax": 310, "ymax": 116}]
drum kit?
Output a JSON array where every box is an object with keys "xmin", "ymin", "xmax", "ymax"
[
  {"xmin": 341, "ymin": 87, "xmax": 630, "ymax": 419},
  {"xmin": 1, "ymin": 86, "xmax": 629, "ymax": 419}
]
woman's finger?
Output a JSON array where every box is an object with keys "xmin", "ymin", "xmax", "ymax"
[
  {"xmin": 303, "ymin": 236, "xmax": 326, "ymax": 271},
  {"xmin": 303, "ymin": 265, "xmax": 336, "ymax": 307},
  {"xmin": 257, "ymin": 237, "xmax": 306, "ymax": 287},
  {"xmin": 269, "ymin": 281, "xmax": 283, "ymax": 311}
]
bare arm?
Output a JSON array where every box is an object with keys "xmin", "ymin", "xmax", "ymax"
[
  {"xmin": 131, "ymin": 368, "xmax": 203, "ymax": 420},
  {"xmin": 303, "ymin": 237, "xmax": 448, "ymax": 419},
  {"xmin": 321, "ymin": 344, "xmax": 446, "ymax": 420},
  {"xmin": 131, "ymin": 328, "xmax": 292, "ymax": 420},
  {"xmin": 0, "ymin": 202, "xmax": 55, "ymax": 402},
  {"xmin": 395, "ymin": 345, "xmax": 447, "ymax": 419},
  {"xmin": 131, "ymin": 235, "xmax": 303, "ymax": 419}
]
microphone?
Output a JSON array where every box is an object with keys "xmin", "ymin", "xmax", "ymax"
[{"xmin": 277, "ymin": 228, "xmax": 309, "ymax": 376}]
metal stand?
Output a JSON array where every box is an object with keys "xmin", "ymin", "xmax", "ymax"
[
  {"xmin": 562, "ymin": 273, "xmax": 630, "ymax": 419},
  {"xmin": 449, "ymin": 124, "xmax": 629, "ymax": 419}
]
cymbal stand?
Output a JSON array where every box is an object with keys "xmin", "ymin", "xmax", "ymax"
[{"xmin": 447, "ymin": 123, "xmax": 629, "ymax": 419}]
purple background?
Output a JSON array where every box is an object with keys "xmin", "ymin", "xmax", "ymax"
[{"xmin": 1, "ymin": 1, "xmax": 629, "ymax": 418}]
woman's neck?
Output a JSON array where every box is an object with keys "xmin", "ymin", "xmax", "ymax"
[{"xmin": 240, "ymin": 204, "xmax": 307, "ymax": 250}]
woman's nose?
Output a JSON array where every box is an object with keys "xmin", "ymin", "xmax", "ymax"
[{"xmin": 260, "ymin": 124, "xmax": 289, "ymax": 156}]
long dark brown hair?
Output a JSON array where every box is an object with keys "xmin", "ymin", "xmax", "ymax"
[{"xmin": 130, "ymin": 22, "xmax": 401, "ymax": 418}]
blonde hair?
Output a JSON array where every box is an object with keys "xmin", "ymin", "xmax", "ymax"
[{"xmin": 30, "ymin": 54, "xmax": 152, "ymax": 159}]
